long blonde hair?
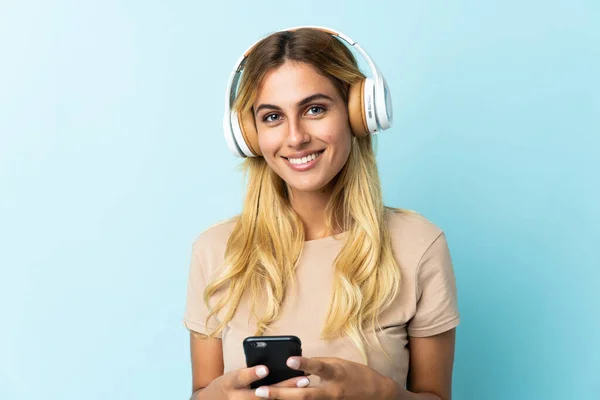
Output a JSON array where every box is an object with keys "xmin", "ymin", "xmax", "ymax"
[{"xmin": 204, "ymin": 28, "xmax": 401, "ymax": 358}]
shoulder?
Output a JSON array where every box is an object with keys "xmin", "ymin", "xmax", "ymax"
[
  {"xmin": 191, "ymin": 216, "xmax": 239, "ymax": 271},
  {"xmin": 193, "ymin": 216, "xmax": 238, "ymax": 246},
  {"xmin": 386, "ymin": 207, "xmax": 444, "ymax": 246},
  {"xmin": 385, "ymin": 207, "xmax": 446, "ymax": 268}
]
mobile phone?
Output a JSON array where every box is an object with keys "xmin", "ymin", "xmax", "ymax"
[{"xmin": 243, "ymin": 335, "xmax": 304, "ymax": 389}]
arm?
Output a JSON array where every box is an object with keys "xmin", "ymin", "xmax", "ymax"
[
  {"xmin": 385, "ymin": 328, "xmax": 456, "ymax": 400},
  {"xmin": 256, "ymin": 329, "xmax": 456, "ymax": 400},
  {"xmin": 189, "ymin": 332, "xmax": 306, "ymax": 400},
  {"xmin": 189, "ymin": 332, "xmax": 224, "ymax": 399},
  {"xmin": 395, "ymin": 230, "xmax": 459, "ymax": 400}
]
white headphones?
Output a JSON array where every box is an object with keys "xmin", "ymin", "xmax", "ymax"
[{"xmin": 223, "ymin": 25, "xmax": 393, "ymax": 158}]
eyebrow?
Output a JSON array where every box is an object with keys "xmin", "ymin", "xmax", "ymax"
[{"xmin": 254, "ymin": 93, "xmax": 334, "ymax": 115}]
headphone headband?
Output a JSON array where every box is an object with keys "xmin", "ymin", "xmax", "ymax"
[{"xmin": 223, "ymin": 26, "xmax": 393, "ymax": 157}]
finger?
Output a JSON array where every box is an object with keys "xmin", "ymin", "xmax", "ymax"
[
  {"xmin": 255, "ymin": 386, "xmax": 318, "ymax": 399},
  {"xmin": 226, "ymin": 365, "xmax": 269, "ymax": 389},
  {"xmin": 287, "ymin": 356, "xmax": 336, "ymax": 380},
  {"xmin": 271, "ymin": 375, "xmax": 311, "ymax": 388}
]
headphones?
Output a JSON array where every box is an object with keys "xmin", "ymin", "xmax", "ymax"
[{"xmin": 223, "ymin": 25, "xmax": 393, "ymax": 158}]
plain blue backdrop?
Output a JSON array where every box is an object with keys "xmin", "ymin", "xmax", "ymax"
[{"xmin": 1, "ymin": 1, "xmax": 598, "ymax": 399}]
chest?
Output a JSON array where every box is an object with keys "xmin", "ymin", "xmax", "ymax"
[{"xmin": 219, "ymin": 257, "xmax": 417, "ymax": 387}]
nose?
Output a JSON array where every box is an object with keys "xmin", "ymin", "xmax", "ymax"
[{"xmin": 286, "ymin": 118, "xmax": 310, "ymax": 148}]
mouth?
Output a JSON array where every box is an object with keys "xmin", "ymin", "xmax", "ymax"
[{"xmin": 282, "ymin": 150, "xmax": 325, "ymax": 171}]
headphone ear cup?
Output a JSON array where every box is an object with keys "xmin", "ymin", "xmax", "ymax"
[
  {"xmin": 238, "ymin": 109, "xmax": 262, "ymax": 156},
  {"xmin": 224, "ymin": 112, "xmax": 244, "ymax": 157},
  {"xmin": 348, "ymin": 79, "xmax": 369, "ymax": 137}
]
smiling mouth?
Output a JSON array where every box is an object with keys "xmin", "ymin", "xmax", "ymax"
[{"xmin": 284, "ymin": 150, "xmax": 324, "ymax": 165}]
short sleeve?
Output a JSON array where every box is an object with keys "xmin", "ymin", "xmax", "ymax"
[
  {"xmin": 183, "ymin": 243, "xmax": 223, "ymax": 337},
  {"xmin": 407, "ymin": 232, "xmax": 460, "ymax": 337}
]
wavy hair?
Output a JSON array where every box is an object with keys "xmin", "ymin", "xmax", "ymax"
[{"xmin": 203, "ymin": 28, "xmax": 401, "ymax": 358}]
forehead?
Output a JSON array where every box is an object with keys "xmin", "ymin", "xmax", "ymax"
[{"xmin": 254, "ymin": 61, "xmax": 338, "ymax": 106}]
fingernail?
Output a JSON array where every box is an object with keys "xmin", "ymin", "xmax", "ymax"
[
  {"xmin": 255, "ymin": 387, "xmax": 269, "ymax": 398},
  {"xmin": 256, "ymin": 366, "xmax": 268, "ymax": 378},
  {"xmin": 287, "ymin": 357, "xmax": 300, "ymax": 369},
  {"xmin": 296, "ymin": 377, "xmax": 310, "ymax": 388}
]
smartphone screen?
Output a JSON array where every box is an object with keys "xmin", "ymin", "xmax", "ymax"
[{"xmin": 243, "ymin": 335, "xmax": 304, "ymax": 389}]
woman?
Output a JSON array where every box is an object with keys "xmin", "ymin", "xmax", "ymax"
[{"xmin": 184, "ymin": 26, "xmax": 460, "ymax": 400}]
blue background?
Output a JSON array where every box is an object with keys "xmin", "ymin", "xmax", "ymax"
[{"xmin": 1, "ymin": 1, "xmax": 598, "ymax": 399}]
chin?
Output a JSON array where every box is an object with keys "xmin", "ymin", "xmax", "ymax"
[
  {"xmin": 284, "ymin": 176, "xmax": 335, "ymax": 194},
  {"xmin": 288, "ymin": 184, "xmax": 326, "ymax": 194}
]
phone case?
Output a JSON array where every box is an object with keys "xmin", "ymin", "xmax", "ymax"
[{"xmin": 243, "ymin": 335, "xmax": 304, "ymax": 389}]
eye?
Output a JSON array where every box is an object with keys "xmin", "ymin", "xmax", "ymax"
[
  {"xmin": 263, "ymin": 113, "xmax": 281, "ymax": 123},
  {"xmin": 306, "ymin": 106, "xmax": 325, "ymax": 115}
]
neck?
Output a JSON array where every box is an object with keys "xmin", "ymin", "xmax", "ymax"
[{"xmin": 289, "ymin": 186, "xmax": 342, "ymax": 241}]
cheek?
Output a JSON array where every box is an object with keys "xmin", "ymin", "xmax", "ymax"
[
  {"xmin": 257, "ymin": 130, "xmax": 275, "ymax": 154},
  {"xmin": 331, "ymin": 128, "xmax": 352, "ymax": 155},
  {"xmin": 257, "ymin": 131, "xmax": 283, "ymax": 168},
  {"xmin": 320, "ymin": 123, "xmax": 347, "ymax": 147},
  {"xmin": 323, "ymin": 114, "xmax": 351, "ymax": 147}
]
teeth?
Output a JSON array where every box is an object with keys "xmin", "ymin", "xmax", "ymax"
[{"xmin": 289, "ymin": 151, "xmax": 322, "ymax": 165}]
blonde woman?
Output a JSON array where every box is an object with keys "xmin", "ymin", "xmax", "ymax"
[{"xmin": 184, "ymin": 27, "xmax": 460, "ymax": 400}]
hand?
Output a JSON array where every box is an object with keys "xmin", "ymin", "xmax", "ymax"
[
  {"xmin": 254, "ymin": 356, "xmax": 398, "ymax": 399},
  {"xmin": 201, "ymin": 365, "xmax": 311, "ymax": 400}
]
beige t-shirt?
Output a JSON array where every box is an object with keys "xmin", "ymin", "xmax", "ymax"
[{"xmin": 183, "ymin": 209, "xmax": 460, "ymax": 387}]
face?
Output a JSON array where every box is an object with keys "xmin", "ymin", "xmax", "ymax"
[{"xmin": 253, "ymin": 61, "xmax": 352, "ymax": 195}]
